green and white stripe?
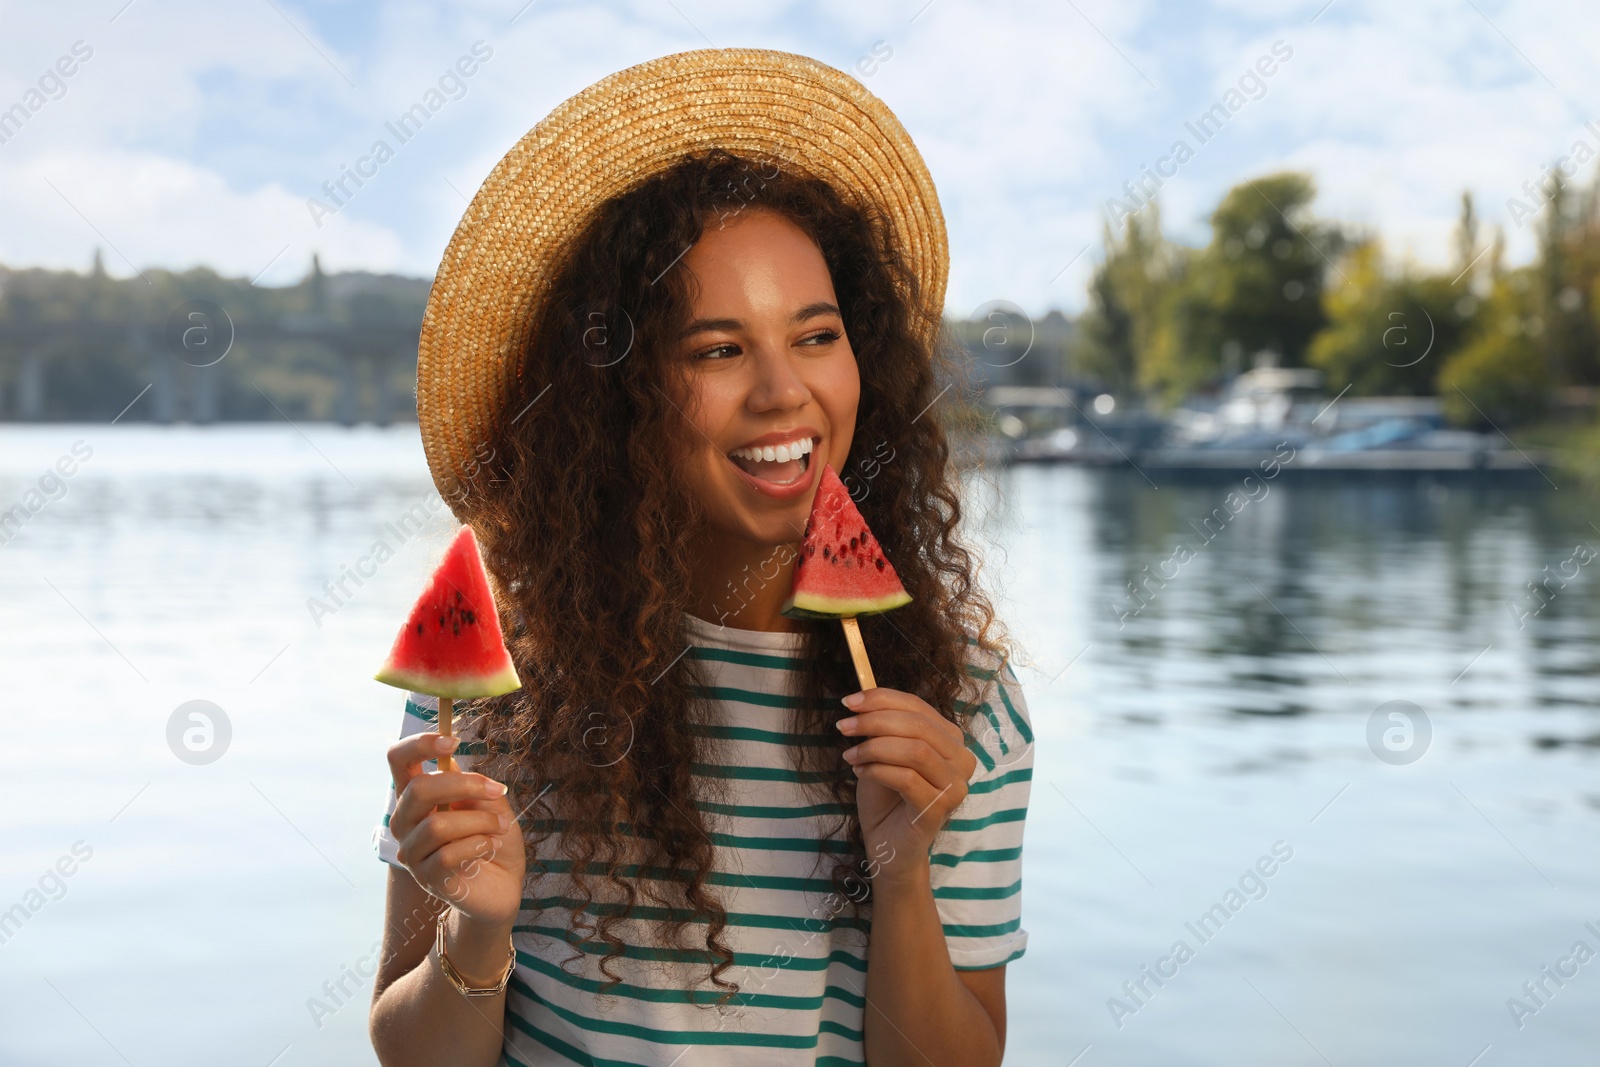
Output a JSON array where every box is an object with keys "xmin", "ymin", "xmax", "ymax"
[{"xmin": 374, "ymin": 613, "xmax": 1033, "ymax": 1065}]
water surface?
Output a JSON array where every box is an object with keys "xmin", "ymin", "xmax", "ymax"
[{"xmin": 0, "ymin": 426, "xmax": 1595, "ymax": 1065}]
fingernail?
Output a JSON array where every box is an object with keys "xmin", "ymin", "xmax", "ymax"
[
  {"xmin": 436, "ymin": 734, "xmax": 458, "ymax": 751},
  {"xmin": 497, "ymin": 814, "xmax": 510, "ymax": 832},
  {"xmin": 842, "ymin": 692, "xmax": 864, "ymax": 708},
  {"xmin": 485, "ymin": 779, "xmax": 507, "ymax": 797},
  {"xmin": 842, "ymin": 746, "xmax": 859, "ymax": 763},
  {"xmin": 836, "ymin": 716, "xmax": 859, "ymax": 733}
]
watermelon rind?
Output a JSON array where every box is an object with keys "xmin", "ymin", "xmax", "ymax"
[
  {"xmin": 373, "ymin": 659, "xmax": 522, "ymax": 700},
  {"xmin": 780, "ymin": 588, "xmax": 913, "ymax": 620}
]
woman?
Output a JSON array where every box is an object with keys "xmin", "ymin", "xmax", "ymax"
[{"xmin": 368, "ymin": 49, "xmax": 1034, "ymax": 1066}]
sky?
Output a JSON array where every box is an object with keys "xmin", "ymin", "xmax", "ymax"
[{"xmin": 2, "ymin": 0, "xmax": 1599, "ymax": 316}]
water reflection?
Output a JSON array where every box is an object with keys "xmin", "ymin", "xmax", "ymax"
[{"xmin": 1070, "ymin": 469, "xmax": 1600, "ymax": 733}]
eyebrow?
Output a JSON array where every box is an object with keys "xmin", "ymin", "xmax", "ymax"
[{"xmin": 678, "ymin": 301, "xmax": 841, "ymax": 339}]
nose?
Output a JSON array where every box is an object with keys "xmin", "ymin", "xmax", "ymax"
[{"xmin": 745, "ymin": 341, "xmax": 810, "ymax": 414}]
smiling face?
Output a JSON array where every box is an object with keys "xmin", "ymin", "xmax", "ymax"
[{"xmin": 667, "ymin": 207, "xmax": 860, "ymax": 549}]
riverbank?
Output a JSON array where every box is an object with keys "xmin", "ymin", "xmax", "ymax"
[{"xmin": 1514, "ymin": 420, "xmax": 1600, "ymax": 493}]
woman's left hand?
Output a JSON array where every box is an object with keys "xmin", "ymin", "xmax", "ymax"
[{"xmin": 837, "ymin": 687, "xmax": 978, "ymax": 876}]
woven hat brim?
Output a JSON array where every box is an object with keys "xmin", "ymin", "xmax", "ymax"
[{"xmin": 417, "ymin": 47, "xmax": 949, "ymax": 519}]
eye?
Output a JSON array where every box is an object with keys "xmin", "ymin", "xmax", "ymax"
[
  {"xmin": 691, "ymin": 342, "xmax": 740, "ymax": 361},
  {"xmin": 800, "ymin": 329, "xmax": 841, "ymax": 346}
]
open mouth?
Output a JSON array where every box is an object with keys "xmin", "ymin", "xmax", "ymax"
[{"xmin": 727, "ymin": 436, "xmax": 816, "ymax": 487}]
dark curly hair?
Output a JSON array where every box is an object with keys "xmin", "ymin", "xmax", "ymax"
[{"xmin": 463, "ymin": 147, "xmax": 1006, "ymax": 1002}]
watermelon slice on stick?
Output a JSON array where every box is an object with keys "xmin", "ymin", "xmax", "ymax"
[
  {"xmin": 376, "ymin": 524, "xmax": 521, "ymax": 771},
  {"xmin": 781, "ymin": 463, "xmax": 911, "ymax": 691}
]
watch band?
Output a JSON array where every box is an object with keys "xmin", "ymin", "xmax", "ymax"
[{"xmin": 435, "ymin": 914, "xmax": 516, "ymax": 998}]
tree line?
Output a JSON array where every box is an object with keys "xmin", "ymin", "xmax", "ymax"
[
  {"xmin": 0, "ymin": 254, "xmax": 427, "ymax": 423},
  {"xmin": 8, "ymin": 166, "xmax": 1599, "ymax": 428},
  {"xmin": 1073, "ymin": 168, "xmax": 1600, "ymax": 427}
]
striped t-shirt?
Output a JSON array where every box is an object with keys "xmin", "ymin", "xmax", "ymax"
[{"xmin": 373, "ymin": 612, "xmax": 1034, "ymax": 1066}]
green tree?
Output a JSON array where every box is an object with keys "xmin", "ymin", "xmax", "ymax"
[
  {"xmin": 1071, "ymin": 203, "xmax": 1177, "ymax": 395},
  {"xmin": 1437, "ymin": 169, "xmax": 1600, "ymax": 427},
  {"xmin": 1535, "ymin": 176, "xmax": 1600, "ymax": 387},
  {"xmin": 1140, "ymin": 172, "xmax": 1341, "ymax": 401},
  {"xmin": 1307, "ymin": 239, "xmax": 1476, "ymax": 396},
  {"xmin": 1439, "ymin": 270, "xmax": 1549, "ymax": 426}
]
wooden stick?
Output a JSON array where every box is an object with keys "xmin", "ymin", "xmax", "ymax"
[
  {"xmin": 434, "ymin": 695, "xmax": 459, "ymax": 815},
  {"xmin": 438, "ymin": 695, "xmax": 457, "ymax": 774},
  {"xmin": 840, "ymin": 616, "xmax": 876, "ymax": 692}
]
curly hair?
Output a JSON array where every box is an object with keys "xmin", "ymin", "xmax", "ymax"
[{"xmin": 463, "ymin": 147, "xmax": 1007, "ymax": 1002}]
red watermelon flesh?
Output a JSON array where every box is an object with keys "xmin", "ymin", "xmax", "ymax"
[
  {"xmin": 781, "ymin": 463, "xmax": 912, "ymax": 619},
  {"xmin": 375, "ymin": 525, "xmax": 521, "ymax": 698}
]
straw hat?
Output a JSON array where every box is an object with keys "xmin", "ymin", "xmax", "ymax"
[{"xmin": 416, "ymin": 47, "xmax": 949, "ymax": 519}]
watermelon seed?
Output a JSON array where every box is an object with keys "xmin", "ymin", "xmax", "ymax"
[
  {"xmin": 415, "ymin": 622, "xmax": 423, "ymax": 635},
  {"xmin": 875, "ymin": 558, "xmax": 885, "ymax": 571}
]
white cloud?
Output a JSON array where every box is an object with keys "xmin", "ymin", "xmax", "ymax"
[
  {"xmin": 1, "ymin": 0, "xmax": 1598, "ymax": 314},
  {"xmin": 0, "ymin": 150, "xmax": 403, "ymax": 282}
]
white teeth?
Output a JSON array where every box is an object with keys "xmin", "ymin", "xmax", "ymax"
[{"xmin": 730, "ymin": 437, "xmax": 814, "ymax": 462}]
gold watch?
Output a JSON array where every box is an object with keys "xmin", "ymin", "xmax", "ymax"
[{"xmin": 435, "ymin": 914, "xmax": 516, "ymax": 998}]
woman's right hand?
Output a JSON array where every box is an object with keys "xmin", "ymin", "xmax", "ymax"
[{"xmin": 386, "ymin": 732, "xmax": 527, "ymax": 928}]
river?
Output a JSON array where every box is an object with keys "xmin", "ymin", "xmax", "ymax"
[{"xmin": 1, "ymin": 425, "xmax": 1596, "ymax": 1065}]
